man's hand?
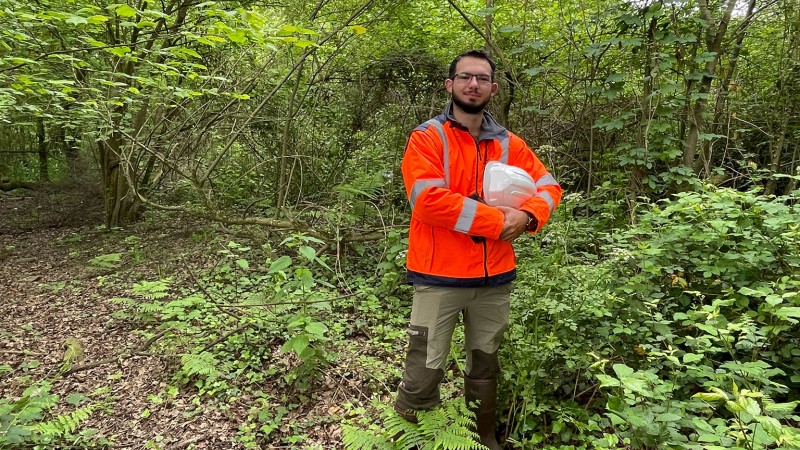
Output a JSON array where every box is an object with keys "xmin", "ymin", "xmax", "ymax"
[{"xmin": 497, "ymin": 206, "xmax": 528, "ymax": 242}]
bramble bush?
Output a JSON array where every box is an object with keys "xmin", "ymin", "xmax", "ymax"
[{"xmin": 501, "ymin": 186, "xmax": 800, "ymax": 449}]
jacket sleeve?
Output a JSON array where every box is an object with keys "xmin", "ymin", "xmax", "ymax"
[
  {"xmin": 508, "ymin": 135, "xmax": 562, "ymax": 233},
  {"xmin": 402, "ymin": 128, "xmax": 504, "ymax": 240}
]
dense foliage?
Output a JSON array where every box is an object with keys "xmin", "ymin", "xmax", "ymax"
[{"xmin": 2, "ymin": 0, "xmax": 800, "ymax": 448}]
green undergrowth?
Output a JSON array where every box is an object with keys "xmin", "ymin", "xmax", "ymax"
[
  {"xmin": 5, "ymin": 185, "xmax": 799, "ymax": 449},
  {"xmin": 497, "ymin": 186, "xmax": 800, "ymax": 449},
  {"xmin": 0, "ymin": 358, "xmax": 113, "ymax": 449},
  {"xmin": 106, "ymin": 231, "xmax": 415, "ymax": 448}
]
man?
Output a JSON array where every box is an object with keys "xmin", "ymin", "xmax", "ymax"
[{"xmin": 395, "ymin": 49, "xmax": 561, "ymax": 449}]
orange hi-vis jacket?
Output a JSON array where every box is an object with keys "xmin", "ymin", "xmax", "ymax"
[{"xmin": 402, "ymin": 103, "xmax": 562, "ymax": 287}]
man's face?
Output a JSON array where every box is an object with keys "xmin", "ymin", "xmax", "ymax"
[{"xmin": 445, "ymin": 56, "xmax": 498, "ymax": 115}]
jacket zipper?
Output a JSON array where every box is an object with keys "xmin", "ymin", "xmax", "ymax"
[{"xmin": 475, "ymin": 139, "xmax": 490, "ymax": 285}]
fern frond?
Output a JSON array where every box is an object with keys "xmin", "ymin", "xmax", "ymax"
[
  {"xmin": 138, "ymin": 301, "xmax": 164, "ymax": 313},
  {"xmin": 132, "ymin": 278, "xmax": 171, "ymax": 300},
  {"xmin": 343, "ymin": 398, "xmax": 484, "ymax": 450},
  {"xmin": 341, "ymin": 424, "xmax": 394, "ymax": 450},
  {"xmin": 383, "ymin": 413, "xmax": 424, "ymax": 450},
  {"xmin": 180, "ymin": 351, "xmax": 221, "ymax": 380},
  {"xmin": 28, "ymin": 405, "xmax": 94, "ymax": 438}
]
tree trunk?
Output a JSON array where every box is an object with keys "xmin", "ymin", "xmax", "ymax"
[
  {"xmin": 683, "ymin": 0, "xmax": 737, "ymax": 172},
  {"xmin": 276, "ymin": 61, "xmax": 304, "ymax": 218},
  {"xmin": 36, "ymin": 119, "xmax": 49, "ymax": 182},
  {"xmin": 784, "ymin": 143, "xmax": 799, "ymax": 195},
  {"xmin": 0, "ymin": 180, "xmax": 36, "ymax": 191},
  {"xmin": 99, "ymin": 136, "xmax": 138, "ymax": 228},
  {"xmin": 703, "ymin": 0, "xmax": 757, "ymax": 177},
  {"xmin": 766, "ymin": 2, "xmax": 800, "ymax": 194},
  {"xmin": 54, "ymin": 125, "xmax": 82, "ymax": 178}
]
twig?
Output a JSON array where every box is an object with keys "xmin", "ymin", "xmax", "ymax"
[
  {"xmin": 0, "ymin": 350, "xmax": 43, "ymax": 356},
  {"xmin": 179, "ymin": 253, "xmax": 241, "ymax": 319},
  {"xmin": 200, "ymin": 321, "xmax": 254, "ymax": 352},
  {"xmin": 62, "ymin": 329, "xmax": 170, "ymax": 376},
  {"xmin": 167, "ymin": 434, "xmax": 208, "ymax": 450},
  {"xmin": 216, "ymin": 292, "xmax": 358, "ymax": 308}
]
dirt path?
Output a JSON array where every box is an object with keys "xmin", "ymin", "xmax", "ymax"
[{"xmin": 0, "ymin": 191, "xmax": 246, "ymax": 448}]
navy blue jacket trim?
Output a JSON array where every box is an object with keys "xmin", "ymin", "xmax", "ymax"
[{"xmin": 406, "ymin": 269, "xmax": 516, "ymax": 288}]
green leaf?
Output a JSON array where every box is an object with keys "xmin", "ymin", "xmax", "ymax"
[
  {"xmin": 299, "ymin": 246, "xmax": 316, "ymax": 262},
  {"xmin": 293, "ymin": 39, "xmax": 318, "ymax": 48},
  {"xmin": 596, "ymin": 374, "xmax": 620, "ymax": 388},
  {"xmin": 739, "ymin": 286, "xmax": 771, "ymax": 297},
  {"xmin": 612, "ymin": 363, "xmax": 634, "ymax": 378},
  {"xmin": 348, "ymin": 25, "xmax": 367, "ymax": 34},
  {"xmin": 268, "ymin": 256, "xmax": 292, "ymax": 274},
  {"xmin": 3, "ymin": 425, "xmax": 32, "ymax": 444},
  {"xmin": 297, "ymin": 268, "xmax": 314, "ymax": 290},
  {"xmin": 227, "ymin": 30, "xmax": 247, "ymax": 43},
  {"xmin": 282, "ymin": 335, "xmax": 310, "ymax": 355},
  {"xmin": 693, "ymin": 391, "xmax": 727, "ymax": 402},
  {"xmin": 115, "ymin": 4, "xmax": 138, "ymax": 18},
  {"xmin": 235, "ymin": 259, "xmax": 249, "ymax": 270},
  {"xmin": 764, "ymin": 400, "xmax": 798, "ymax": 418},
  {"xmin": 305, "ymin": 321, "xmax": 328, "ymax": 337},
  {"xmin": 683, "ymin": 353, "xmax": 703, "ymax": 364},
  {"xmin": 725, "ymin": 400, "xmax": 744, "ymax": 413},
  {"xmin": 737, "ymin": 395, "xmax": 760, "ymax": 416},
  {"xmin": 655, "ymin": 413, "xmax": 682, "ymax": 422},
  {"xmin": 66, "ymin": 393, "xmax": 89, "ymax": 406},
  {"xmin": 105, "ymin": 46, "xmax": 132, "ymax": 57},
  {"xmin": 620, "ymin": 376, "xmax": 648, "ymax": 394},
  {"xmin": 757, "ymin": 416, "xmax": 782, "ymax": 439},
  {"xmin": 66, "ymin": 15, "xmax": 88, "ymax": 25},
  {"xmin": 180, "ymin": 47, "xmax": 202, "ymax": 59},
  {"xmin": 775, "ymin": 306, "xmax": 800, "ymax": 321},
  {"xmin": 697, "ymin": 433, "xmax": 721, "ymax": 443}
]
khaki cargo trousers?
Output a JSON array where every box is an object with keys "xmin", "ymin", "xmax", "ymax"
[{"xmin": 396, "ymin": 283, "xmax": 512, "ymax": 412}]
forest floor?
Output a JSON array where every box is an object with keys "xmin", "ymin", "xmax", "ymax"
[{"xmin": 0, "ymin": 183, "xmax": 381, "ymax": 449}]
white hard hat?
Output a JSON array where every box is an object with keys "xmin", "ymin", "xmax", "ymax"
[{"xmin": 483, "ymin": 161, "xmax": 537, "ymax": 208}]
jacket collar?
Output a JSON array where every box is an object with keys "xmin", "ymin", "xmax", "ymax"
[{"xmin": 443, "ymin": 101, "xmax": 507, "ymax": 142}]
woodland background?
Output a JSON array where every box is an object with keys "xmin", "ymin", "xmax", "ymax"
[{"xmin": 1, "ymin": 0, "xmax": 799, "ymax": 448}]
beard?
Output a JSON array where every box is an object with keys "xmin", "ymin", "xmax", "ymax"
[{"xmin": 451, "ymin": 91, "xmax": 490, "ymax": 115}]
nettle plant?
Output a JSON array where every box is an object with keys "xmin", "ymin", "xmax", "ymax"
[{"xmin": 590, "ymin": 186, "xmax": 800, "ymax": 448}]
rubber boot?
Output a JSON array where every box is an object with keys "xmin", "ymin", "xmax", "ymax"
[
  {"xmin": 465, "ymin": 377, "xmax": 503, "ymax": 450},
  {"xmin": 393, "ymin": 404, "xmax": 419, "ymax": 424}
]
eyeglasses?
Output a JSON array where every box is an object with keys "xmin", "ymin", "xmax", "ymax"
[{"xmin": 452, "ymin": 72, "xmax": 493, "ymax": 85}]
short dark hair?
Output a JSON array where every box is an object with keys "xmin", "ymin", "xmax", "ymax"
[{"xmin": 448, "ymin": 50, "xmax": 496, "ymax": 80}]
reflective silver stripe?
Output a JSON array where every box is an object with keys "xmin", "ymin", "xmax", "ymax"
[
  {"xmin": 425, "ymin": 119, "xmax": 450, "ymax": 187},
  {"xmin": 536, "ymin": 174, "xmax": 558, "ymax": 187},
  {"xmin": 537, "ymin": 191, "xmax": 556, "ymax": 213},
  {"xmin": 410, "ymin": 178, "xmax": 446, "ymax": 210},
  {"xmin": 454, "ymin": 198, "xmax": 478, "ymax": 233},
  {"xmin": 499, "ymin": 135, "xmax": 509, "ymax": 164}
]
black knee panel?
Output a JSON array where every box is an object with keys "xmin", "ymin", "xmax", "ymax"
[
  {"xmin": 467, "ymin": 349, "xmax": 500, "ymax": 379},
  {"xmin": 396, "ymin": 325, "xmax": 445, "ymax": 411}
]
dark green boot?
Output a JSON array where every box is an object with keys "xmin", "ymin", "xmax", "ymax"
[{"xmin": 465, "ymin": 377, "xmax": 503, "ymax": 450}]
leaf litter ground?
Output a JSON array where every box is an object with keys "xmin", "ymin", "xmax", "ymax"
[{"xmin": 0, "ymin": 187, "xmax": 389, "ymax": 449}]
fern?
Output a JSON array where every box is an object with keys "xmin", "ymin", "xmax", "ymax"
[
  {"xmin": 180, "ymin": 351, "xmax": 221, "ymax": 380},
  {"xmin": 343, "ymin": 398, "xmax": 485, "ymax": 450},
  {"xmin": 341, "ymin": 424, "xmax": 395, "ymax": 450},
  {"xmin": 87, "ymin": 252, "xmax": 122, "ymax": 270},
  {"xmin": 0, "ymin": 382, "xmax": 98, "ymax": 447},
  {"xmin": 132, "ymin": 278, "xmax": 171, "ymax": 300},
  {"xmin": 28, "ymin": 405, "xmax": 94, "ymax": 439}
]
